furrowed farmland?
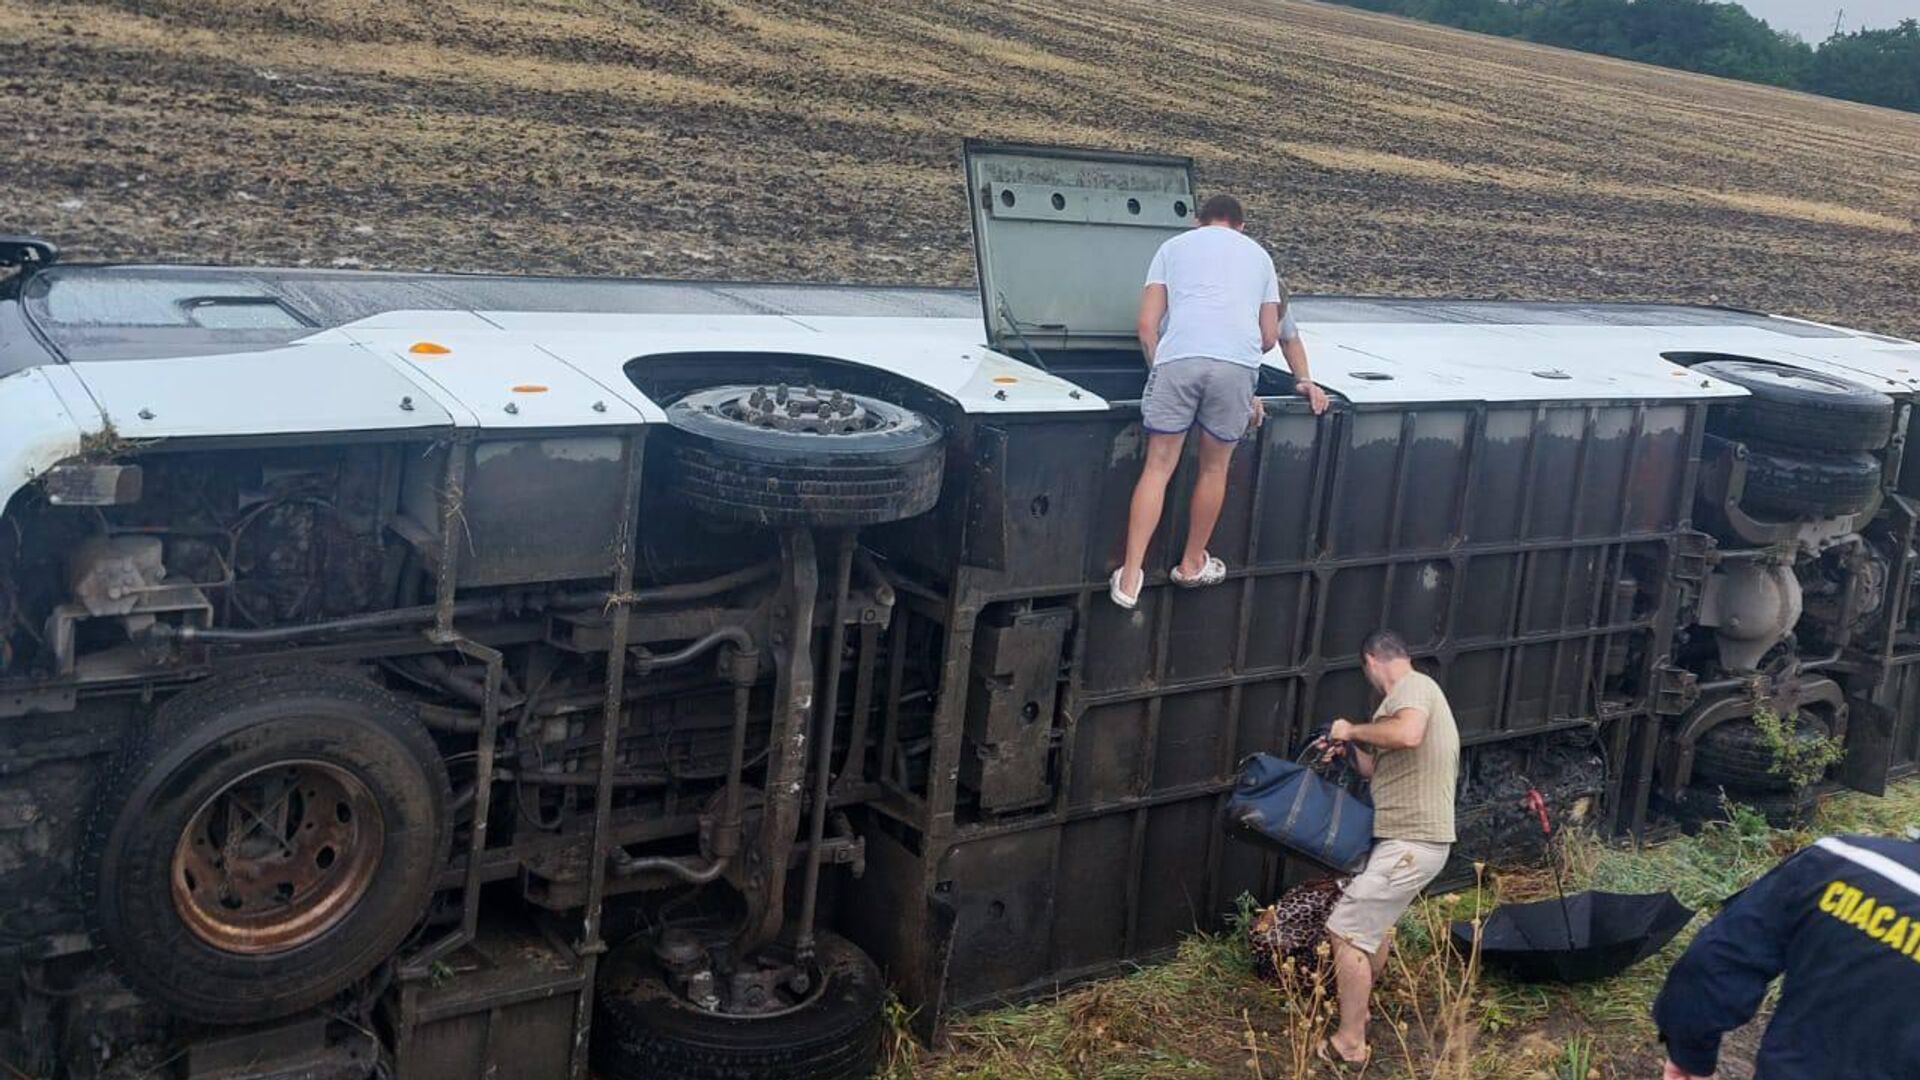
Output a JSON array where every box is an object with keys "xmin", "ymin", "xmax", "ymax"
[{"xmin": 3, "ymin": 0, "xmax": 1918, "ymax": 339}]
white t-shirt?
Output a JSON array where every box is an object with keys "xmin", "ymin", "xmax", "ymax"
[{"xmin": 1144, "ymin": 225, "xmax": 1289, "ymax": 369}]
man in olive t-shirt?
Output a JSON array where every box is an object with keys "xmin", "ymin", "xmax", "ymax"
[{"xmin": 1317, "ymin": 629, "xmax": 1461, "ymax": 1067}]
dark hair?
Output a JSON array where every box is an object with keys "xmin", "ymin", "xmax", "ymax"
[
  {"xmin": 1197, "ymin": 193, "xmax": 1245, "ymax": 226},
  {"xmin": 1361, "ymin": 630, "xmax": 1409, "ymax": 661}
]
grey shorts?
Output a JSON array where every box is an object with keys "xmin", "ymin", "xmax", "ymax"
[{"xmin": 1141, "ymin": 357, "xmax": 1259, "ymax": 443}]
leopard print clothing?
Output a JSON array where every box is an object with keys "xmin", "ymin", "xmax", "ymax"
[{"xmin": 1248, "ymin": 876, "xmax": 1345, "ymax": 983}]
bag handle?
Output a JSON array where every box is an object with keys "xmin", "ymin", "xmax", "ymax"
[
  {"xmin": 1296, "ymin": 727, "xmax": 1358, "ymax": 788},
  {"xmin": 1301, "ymin": 731, "xmax": 1354, "ymax": 866}
]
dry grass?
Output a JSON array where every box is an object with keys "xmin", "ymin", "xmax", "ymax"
[
  {"xmin": 2, "ymin": 0, "xmax": 1918, "ymax": 338},
  {"xmin": 1383, "ymin": 874, "xmax": 1488, "ymax": 1080},
  {"xmin": 899, "ymin": 935, "xmax": 1242, "ymax": 1078},
  {"xmin": 1265, "ymin": 946, "xmax": 1337, "ymax": 1079},
  {"xmin": 902, "ymin": 779, "xmax": 1920, "ymax": 1079}
]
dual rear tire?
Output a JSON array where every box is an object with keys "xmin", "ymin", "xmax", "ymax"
[{"xmin": 1697, "ymin": 359, "xmax": 1894, "ymax": 519}]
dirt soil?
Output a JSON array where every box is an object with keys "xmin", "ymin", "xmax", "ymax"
[{"xmin": 4, "ymin": 0, "xmax": 1919, "ymax": 339}]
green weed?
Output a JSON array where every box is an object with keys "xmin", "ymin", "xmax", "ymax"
[
  {"xmin": 1753, "ymin": 705, "xmax": 1848, "ymax": 790},
  {"xmin": 1557, "ymin": 1033, "xmax": 1595, "ymax": 1080}
]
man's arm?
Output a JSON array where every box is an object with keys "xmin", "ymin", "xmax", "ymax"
[
  {"xmin": 1653, "ymin": 851, "xmax": 1810, "ymax": 1078},
  {"xmin": 1137, "ymin": 284, "xmax": 1168, "ymax": 367},
  {"xmin": 1329, "ymin": 707, "xmax": 1429, "ymax": 752},
  {"xmin": 1259, "ymin": 301, "xmax": 1281, "ymax": 354},
  {"xmin": 1279, "ymin": 321, "xmax": 1329, "ymax": 415}
]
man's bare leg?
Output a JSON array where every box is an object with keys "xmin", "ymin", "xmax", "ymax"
[
  {"xmin": 1176, "ymin": 432, "xmax": 1236, "ymax": 578},
  {"xmin": 1119, "ymin": 432, "xmax": 1187, "ymax": 599},
  {"xmin": 1330, "ymin": 935, "xmax": 1374, "ymax": 1062}
]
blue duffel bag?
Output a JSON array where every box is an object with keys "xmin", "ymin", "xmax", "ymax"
[{"xmin": 1223, "ymin": 749, "xmax": 1374, "ymax": 874}]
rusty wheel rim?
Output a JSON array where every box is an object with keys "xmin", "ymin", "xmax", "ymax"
[{"xmin": 171, "ymin": 760, "xmax": 383, "ymax": 954}]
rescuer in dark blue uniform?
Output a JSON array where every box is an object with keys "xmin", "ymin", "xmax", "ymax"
[{"xmin": 1653, "ymin": 833, "xmax": 1920, "ymax": 1079}]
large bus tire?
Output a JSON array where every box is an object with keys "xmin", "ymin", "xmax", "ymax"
[
  {"xmin": 593, "ymin": 931, "xmax": 886, "ymax": 1080},
  {"xmin": 1691, "ymin": 715, "xmax": 1832, "ymax": 792},
  {"xmin": 83, "ymin": 667, "xmax": 450, "ymax": 1023},
  {"xmin": 664, "ymin": 385, "xmax": 943, "ymax": 529},
  {"xmin": 1739, "ymin": 445, "xmax": 1881, "ymax": 518},
  {"xmin": 1697, "ymin": 359, "xmax": 1893, "ymax": 452}
]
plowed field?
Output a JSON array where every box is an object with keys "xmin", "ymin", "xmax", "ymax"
[{"xmin": 5, "ymin": 0, "xmax": 1919, "ymax": 336}]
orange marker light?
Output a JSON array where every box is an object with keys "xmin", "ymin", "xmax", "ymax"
[
  {"xmin": 409, "ymin": 342, "xmax": 451, "ymax": 355},
  {"xmin": 991, "ymin": 375, "xmax": 1020, "ymax": 385},
  {"xmin": 511, "ymin": 384, "xmax": 550, "ymax": 394}
]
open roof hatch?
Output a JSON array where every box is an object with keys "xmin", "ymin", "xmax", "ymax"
[{"xmin": 963, "ymin": 141, "xmax": 1196, "ymax": 354}]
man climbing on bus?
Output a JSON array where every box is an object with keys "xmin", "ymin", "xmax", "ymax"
[{"xmin": 1109, "ymin": 193, "xmax": 1327, "ymax": 610}]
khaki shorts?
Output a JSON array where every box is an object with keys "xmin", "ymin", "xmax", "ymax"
[{"xmin": 1324, "ymin": 838, "xmax": 1451, "ymax": 955}]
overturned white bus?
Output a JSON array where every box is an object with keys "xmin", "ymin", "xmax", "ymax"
[{"xmin": 2, "ymin": 143, "xmax": 1917, "ymax": 1078}]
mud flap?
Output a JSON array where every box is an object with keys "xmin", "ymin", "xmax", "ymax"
[
  {"xmin": 916, "ymin": 893, "xmax": 960, "ymax": 1044},
  {"xmin": 838, "ymin": 823, "xmax": 959, "ymax": 1044},
  {"xmin": 963, "ymin": 425, "xmax": 1011, "ymax": 572},
  {"xmin": 1838, "ymin": 698, "xmax": 1895, "ymax": 796}
]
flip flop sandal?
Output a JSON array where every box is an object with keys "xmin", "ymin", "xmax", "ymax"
[
  {"xmin": 1170, "ymin": 553, "xmax": 1226, "ymax": 588},
  {"xmin": 1315, "ymin": 1039, "xmax": 1370, "ymax": 1073},
  {"xmin": 1109, "ymin": 567, "xmax": 1142, "ymax": 610}
]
